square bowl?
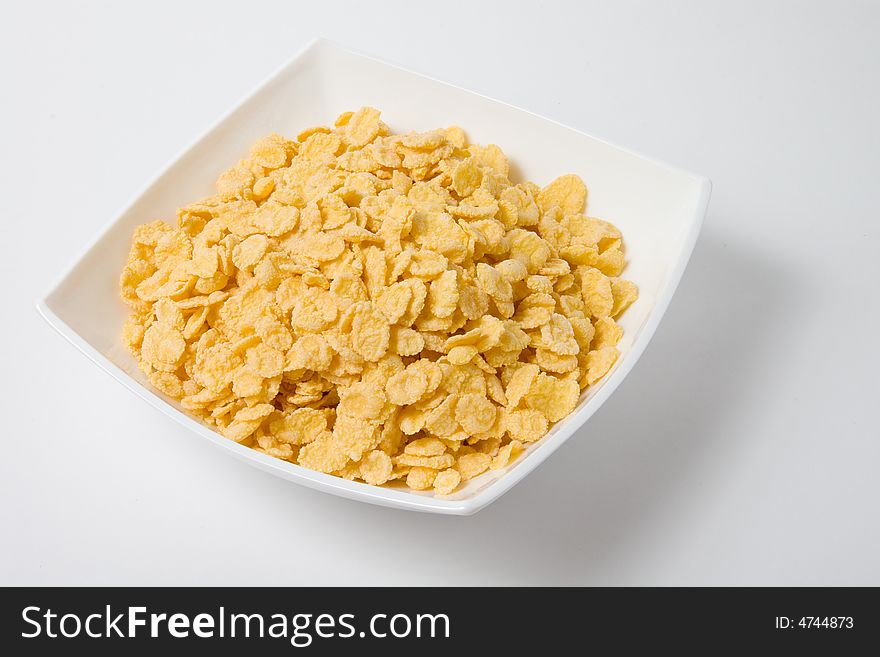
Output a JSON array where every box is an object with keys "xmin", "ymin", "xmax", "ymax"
[{"xmin": 37, "ymin": 38, "xmax": 710, "ymax": 515}]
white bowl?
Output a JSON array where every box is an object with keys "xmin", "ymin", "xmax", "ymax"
[{"xmin": 37, "ymin": 38, "xmax": 710, "ymax": 515}]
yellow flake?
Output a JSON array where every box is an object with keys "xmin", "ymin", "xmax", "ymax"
[
  {"xmin": 251, "ymin": 133, "xmax": 293, "ymax": 169},
  {"xmin": 456, "ymin": 452, "xmax": 491, "ymax": 481},
  {"xmin": 298, "ymin": 434, "xmax": 350, "ymax": 473},
  {"xmin": 583, "ymin": 346, "xmax": 619, "ymax": 386},
  {"xmin": 141, "ymin": 323, "xmax": 185, "ymax": 369},
  {"xmin": 337, "ymin": 381, "xmax": 385, "ymax": 420},
  {"xmin": 223, "ymin": 404, "xmax": 275, "ymax": 442},
  {"xmin": 565, "ymin": 215, "xmax": 620, "ymax": 247},
  {"xmin": 455, "ymin": 393, "xmax": 497, "ymax": 435},
  {"xmin": 376, "ymin": 279, "xmax": 414, "ymax": 325},
  {"xmin": 451, "ymin": 158, "xmax": 483, "ymax": 198},
  {"xmin": 540, "ymin": 313, "xmax": 579, "ymax": 355},
  {"xmin": 424, "ymin": 394, "xmax": 459, "ymax": 436},
  {"xmin": 317, "ymin": 194, "xmax": 353, "ymax": 230},
  {"xmin": 409, "ymin": 250, "xmax": 449, "ymax": 279},
  {"xmin": 472, "ymin": 435, "xmax": 502, "ymax": 455},
  {"xmin": 245, "ymin": 343, "xmax": 284, "ymax": 378},
  {"xmin": 508, "ymin": 229, "xmax": 551, "ymax": 273},
  {"xmin": 537, "ymin": 174, "xmax": 587, "ymax": 215},
  {"xmin": 428, "ymin": 269, "xmax": 460, "ymax": 318},
  {"xmin": 291, "ymin": 288, "xmax": 338, "ymax": 333},
  {"xmin": 404, "ymin": 436, "xmax": 447, "ymax": 457},
  {"xmin": 154, "ymin": 297, "xmax": 185, "ymax": 330},
  {"xmin": 512, "ymin": 293, "xmax": 556, "ymax": 329},
  {"xmin": 385, "ymin": 367, "xmax": 429, "ymax": 406},
  {"xmin": 286, "ymin": 334, "xmax": 333, "ymax": 372},
  {"xmin": 524, "ymin": 373, "xmax": 580, "ymax": 422},
  {"xmin": 232, "ymin": 369, "xmax": 264, "ymax": 398},
  {"xmin": 395, "ymin": 453, "xmax": 455, "ymax": 469},
  {"xmin": 446, "ymin": 345, "xmax": 477, "ymax": 365},
  {"xmin": 469, "ymin": 144, "xmax": 509, "ymax": 177},
  {"xmin": 485, "ymin": 373, "xmax": 507, "ymax": 406},
  {"xmin": 388, "ymin": 326, "xmax": 424, "ymax": 357},
  {"xmin": 490, "ymin": 440, "xmax": 524, "ymax": 470},
  {"xmin": 398, "ymin": 407, "xmax": 426, "ymax": 435},
  {"xmin": 540, "ymin": 258, "xmax": 571, "ymax": 278},
  {"xmin": 343, "ymin": 107, "xmax": 382, "ymax": 147},
  {"xmin": 359, "ymin": 449, "xmax": 393, "ymax": 485},
  {"xmin": 337, "ymin": 148, "xmax": 378, "ymax": 173},
  {"xmin": 591, "ymin": 316, "xmax": 624, "ymax": 350},
  {"xmin": 300, "ymin": 132, "xmax": 342, "ymax": 160},
  {"xmin": 610, "ymin": 277, "xmax": 639, "ymax": 317},
  {"xmin": 149, "ymin": 370, "xmax": 184, "ymax": 398},
  {"xmin": 595, "ymin": 244, "xmax": 626, "ymax": 276},
  {"xmin": 495, "ymin": 258, "xmax": 528, "ymax": 283},
  {"xmin": 332, "ymin": 412, "xmax": 381, "ymax": 461},
  {"xmin": 306, "ymin": 233, "xmax": 346, "ymax": 261},
  {"xmin": 536, "ymin": 348, "xmax": 578, "ymax": 373},
  {"xmin": 329, "ymin": 271, "xmax": 369, "ymax": 308},
  {"xmin": 350, "ymin": 302, "xmax": 390, "ymax": 362},
  {"xmin": 216, "ymin": 163, "xmax": 255, "ymax": 198},
  {"xmin": 221, "ymin": 418, "xmax": 263, "ymax": 443},
  {"xmin": 270, "ymin": 408, "xmax": 327, "ymax": 445},
  {"xmin": 400, "ymin": 130, "xmax": 446, "ymax": 150},
  {"xmin": 405, "ymin": 466, "xmax": 437, "ymax": 491},
  {"xmin": 122, "ymin": 316, "xmax": 147, "ymax": 353},
  {"xmin": 458, "ymin": 284, "xmax": 488, "ymax": 320},
  {"xmin": 499, "ymin": 186, "xmax": 540, "ymax": 227},
  {"xmin": 570, "ymin": 316, "xmax": 596, "ymax": 353},
  {"xmin": 188, "ymin": 245, "xmax": 220, "ymax": 279},
  {"xmin": 475, "ymin": 263, "xmax": 513, "ymax": 302},
  {"xmin": 504, "ymin": 363, "xmax": 539, "ymax": 408},
  {"xmin": 580, "ymin": 267, "xmax": 614, "ymax": 318},
  {"xmin": 432, "ymin": 468, "xmax": 461, "ymax": 495}
]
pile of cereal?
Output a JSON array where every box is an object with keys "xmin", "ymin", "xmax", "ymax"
[{"xmin": 119, "ymin": 107, "xmax": 638, "ymax": 495}]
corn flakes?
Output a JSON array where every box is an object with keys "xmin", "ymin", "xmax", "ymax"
[{"xmin": 120, "ymin": 107, "xmax": 638, "ymax": 497}]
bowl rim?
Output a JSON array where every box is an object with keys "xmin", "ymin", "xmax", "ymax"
[{"xmin": 36, "ymin": 37, "xmax": 711, "ymax": 515}]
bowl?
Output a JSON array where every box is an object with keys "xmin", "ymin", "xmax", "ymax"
[{"xmin": 37, "ymin": 38, "xmax": 710, "ymax": 515}]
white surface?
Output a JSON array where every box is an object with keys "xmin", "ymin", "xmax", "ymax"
[
  {"xmin": 1, "ymin": 0, "xmax": 877, "ymax": 584},
  {"xmin": 38, "ymin": 38, "xmax": 709, "ymax": 515}
]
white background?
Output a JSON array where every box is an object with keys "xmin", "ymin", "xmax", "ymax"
[{"xmin": 2, "ymin": 0, "xmax": 878, "ymax": 585}]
